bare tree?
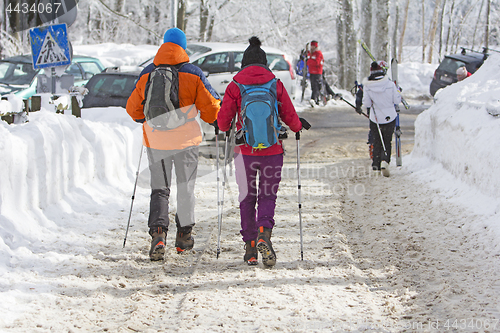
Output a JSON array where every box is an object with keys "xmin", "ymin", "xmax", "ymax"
[
  {"xmin": 177, "ymin": 0, "xmax": 187, "ymax": 31},
  {"xmin": 336, "ymin": 13, "xmax": 345, "ymax": 88},
  {"xmin": 444, "ymin": 0, "xmax": 455, "ymax": 53},
  {"xmin": 438, "ymin": 0, "xmax": 447, "ymax": 59},
  {"xmin": 427, "ymin": 0, "xmax": 442, "ymax": 63},
  {"xmin": 360, "ymin": 0, "xmax": 372, "ymax": 78},
  {"xmin": 392, "ymin": 1, "xmax": 399, "ymax": 61},
  {"xmin": 422, "ymin": 0, "xmax": 426, "ymax": 62},
  {"xmin": 485, "ymin": 0, "xmax": 490, "ymax": 49},
  {"xmin": 343, "ymin": 0, "xmax": 356, "ymax": 89},
  {"xmin": 397, "ymin": 0, "xmax": 410, "ymax": 62},
  {"xmin": 374, "ymin": 0, "xmax": 389, "ymax": 61}
]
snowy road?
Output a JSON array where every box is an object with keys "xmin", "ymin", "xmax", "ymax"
[{"xmin": 3, "ymin": 106, "xmax": 500, "ymax": 332}]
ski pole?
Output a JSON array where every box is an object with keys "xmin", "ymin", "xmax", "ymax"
[
  {"xmin": 341, "ymin": 97, "xmax": 369, "ymax": 119},
  {"xmin": 123, "ymin": 145, "xmax": 144, "ymax": 248},
  {"xmin": 372, "ymin": 108, "xmax": 388, "ymax": 160},
  {"xmin": 296, "ymin": 119, "xmax": 311, "ymax": 260},
  {"xmin": 215, "ymin": 125, "xmax": 222, "ymax": 258}
]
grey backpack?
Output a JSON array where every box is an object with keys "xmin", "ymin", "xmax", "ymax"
[{"xmin": 143, "ymin": 63, "xmax": 191, "ymax": 130}]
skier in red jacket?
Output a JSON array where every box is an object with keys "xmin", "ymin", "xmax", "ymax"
[{"xmin": 307, "ymin": 40, "xmax": 324, "ymax": 107}]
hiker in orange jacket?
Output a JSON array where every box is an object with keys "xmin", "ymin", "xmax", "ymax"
[{"xmin": 126, "ymin": 27, "xmax": 220, "ymax": 261}]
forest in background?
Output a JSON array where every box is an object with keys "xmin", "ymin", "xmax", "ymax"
[{"xmin": 0, "ymin": 0, "xmax": 498, "ymax": 89}]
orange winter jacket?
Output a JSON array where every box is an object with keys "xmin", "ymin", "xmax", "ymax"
[{"xmin": 126, "ymin": 42, "xmax": 221, "ymax": 150}]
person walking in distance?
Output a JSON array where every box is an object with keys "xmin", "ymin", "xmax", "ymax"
[
  {"xmin": 356, "ymin": 60, "xmax": 401, "ymax": 177},
  {"xmin": 126, "ymin": 28, "xmax": 221, "ymax": 260},
  {"xmin": 217, "ymin": 36, "xmax": 310, "ymax": 266},
  {"xmin": 307, "ymin": 40, "xmax": 324, "ymax": 107}
]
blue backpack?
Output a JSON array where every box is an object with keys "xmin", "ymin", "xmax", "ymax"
[{"xmin": 234, "ymin": 78, "xmax": 285, "ymax": 150}]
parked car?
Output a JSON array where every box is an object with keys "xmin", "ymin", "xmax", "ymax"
[
  {"xmin": 140, "ymin": 42, "xmax": 296, "ymax": 98},
  {"xmin": 429, "ymin": 48, "xmax": 487, "ymax": 96},
  {"xmin": 82, "ymin": 70, "xmax": 140, "ymax": 108},
  {"xmin": 0, "ymin": 54, "xmax": 105, "ymax": 99}
]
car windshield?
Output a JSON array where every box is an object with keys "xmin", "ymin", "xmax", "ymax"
[
  {"xmin": 232, "ymin": 52, "xmax": 289, "ymax": 72},
  {"xmin": 438, "ymin": 57, "xmax": 466, "ymax": 74},
  {"xmin": 88, "ymin": 75, "xmax": 137, "ymax": 98},
  {"xmin": 0, "ymin": 61, "xmax": 37, "ymax": 85},
  {"xmin": 267, "ymin": 54, "xmax": 289, "ymax": 71},
  {"xmin": 186, "ymin": 45, "xmax": 212, "ymax": 58}
]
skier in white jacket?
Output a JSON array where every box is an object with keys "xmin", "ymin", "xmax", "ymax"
[{"xmin": 356, "ymin": 60, "xmax": 401, "ymax": 176}]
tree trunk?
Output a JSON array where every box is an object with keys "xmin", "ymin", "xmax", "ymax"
[
  {"xmin": 427, "ymin": 0, "xmax": 442, "ymax": 63},
  {"xmin": 374, "ymin": 0, "xmax": 389, "ymax": 62},
  {"xmin": 471, "ymin": 0, "xmax": 485, "ymax": 49},
  {"xmin": 177, "ymin": 0, "xmax": 187, "ymax": 31},
  {"xmin": 360, "ymin": 0, "xmax": 372, "ymax": 78},
  {"xmin": 445, "ymin": 0, "xmax": 455, "ymax": 54},
  {"xmin": 392, "ymin": 1, "xmax": 399, "ymax": 62},
  {"xmin": 199, "ymin": 0, "xmax": 209, "ymax": 41},
  {"xmin": 438, "ymin": 0, "xmax": 447, "ymax": 59},
  {"xmin": 337, "ymin": 12, "xmax": 345, "ymax": 89},
  {"xmin": 485, "ymin": 0, "xmax": 490, "ymax": 49},
  {"xmin": 343, "ymin": 0, "xmax": 356, "ymax": 90},
  {"xmin": 422, "ymin": 0, "xmax": 426, "ymax": 63},
  {"xmin": 398, "ymin": 0, "xmax": 410, "ymax": 63}
]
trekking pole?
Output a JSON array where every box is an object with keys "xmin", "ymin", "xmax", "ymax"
[
  {"xmin": 215, "ymin": 125, "xmax": 222, "ymax": 258},
  {"xmin": 296, "ymin": 119, "xmax": 311, "ymax": 260},
  {"xmin": 123, "ymin": 145, "xmax": 144, "ymax": 248}
]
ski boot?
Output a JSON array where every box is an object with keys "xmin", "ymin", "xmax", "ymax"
[
  {"xmin": 175, "ymin": 226, "xmax": 194, "ymax": 253},
  {"xmin": 244, "ymin": 240, "xmax": 258, "ymax": 266},
  {"xmin": 381, "ymin": 161, "xmax": 390, "ymax": 177},
  {"xmin": 149, "ymin": 227, "xmax": 166, "ymax": 261},
  {"xmin": 257, "ymin": 226, "xmax": 276, "ymax": 267}
]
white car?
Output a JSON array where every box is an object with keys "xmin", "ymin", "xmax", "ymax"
[{"xmin": 140, "ymin": 42, "xmax": 296, "ymax": 99}]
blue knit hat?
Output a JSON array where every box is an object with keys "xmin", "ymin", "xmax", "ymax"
[{"xmin": 163, "ymin": 28, "xmax": 187, "ymax": 49}]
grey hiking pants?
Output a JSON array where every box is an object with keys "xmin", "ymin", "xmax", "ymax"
[{"xmin": 147, "ymin": 146, "xmax": 199, "ymax": 233}]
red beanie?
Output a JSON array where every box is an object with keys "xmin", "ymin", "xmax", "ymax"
[{"xmin": 311, "ymin": 41, "xmax": 318, "ymax": 47}]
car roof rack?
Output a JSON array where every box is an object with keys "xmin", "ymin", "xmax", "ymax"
[{"xmin": 460, "ymin": 47, "xmax": 500, "ymax": 60}]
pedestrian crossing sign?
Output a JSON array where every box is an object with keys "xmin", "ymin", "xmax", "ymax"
[{"xmin": 30, "ymin": 23, "xmax": 71, "ymax": 70}]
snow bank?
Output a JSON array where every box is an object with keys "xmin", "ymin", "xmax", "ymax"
[
  {"xmin": 398, "ymin": 62, "xmax": 436, "ymax": 98},
  {"xmin": 0, "ymin": 109, "xmax": 141, "ymax": 271},
  {"xmin": 410, "ymin": 53, "xmax": 500, "ymax": 200},
  {"xmin": 73, "ymin": 43, "xmax": 158, "ymax": 68}
]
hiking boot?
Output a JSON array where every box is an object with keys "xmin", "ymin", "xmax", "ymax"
[
  {"xmin": 257, "ymin": 226, "xmax": 276, "ymax": 267},
  {"xmin": 175, "ymin": 226, "xmax": 194, "ymax": 253},
  {"xmin": 149, "ymin": 227, "xmax": 166, "ymax": 261},
  {"xmin": 381, "ymin": 161, "xmax": 390, "ymax": 177},
  {"xmin": 244, "ymin": 240, "xmax": 258, "ymax": 266}
]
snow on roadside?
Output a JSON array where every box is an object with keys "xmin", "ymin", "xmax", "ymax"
[{"xmin": 408, "ymin": 53, "xmax": 500, "ymax": 238}]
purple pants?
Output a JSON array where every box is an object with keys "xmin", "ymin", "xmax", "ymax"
[{"xmin": 234, "ymin": 153, "xmax": 284, "ymax": 242}]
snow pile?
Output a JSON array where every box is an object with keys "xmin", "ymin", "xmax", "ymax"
[
  {"xmin": 73, "ymin": 43, "xmax": 158, "ymax": 69},
  {"xmin": 398, "ymin": 62, "xmax": 436, "ymax": 98},
  {"xmin": 410, "ymin": 53, "xmax": 500, "ymax": 200},
  {"xmin": 0, "ymin": 108, "xmax": 141, "ymax": 273}
]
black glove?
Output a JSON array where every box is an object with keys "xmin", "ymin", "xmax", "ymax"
[
  {"xmin": 333, "ymin": 93, "xmax": 342, "ymax": 100},
  {"xmin": 355, "ymin": 106, "xmax": 362, "ymax": 114},
  {"xmin": 299, "ymin": 117, "xmax": 311, "ymax": 130},
  {"xmin": 395, "ymin": 104, "xmax": 400, "ymax": 113},
  {"xmin": 211, "ymin": 120, "xmax": 219, "ymax": 134}
]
